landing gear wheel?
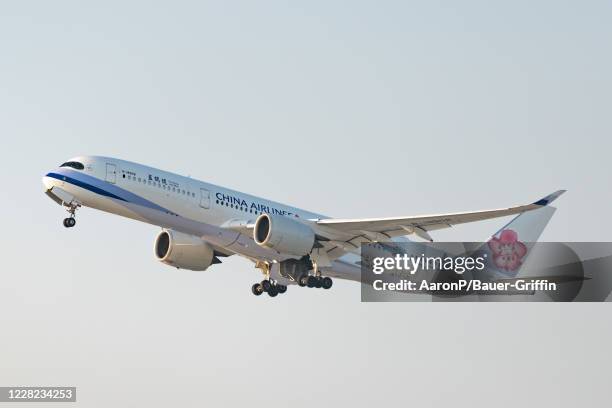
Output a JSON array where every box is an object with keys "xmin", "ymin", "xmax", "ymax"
[
  {"xmin": 314, "ymin": 276, "xmax": 322, "ymax": 288},
  {"xmin": 307, "ymin": 275, "xmax": 317, "ymax": 288},
  {"xmin": 251, "ymin": 283, "xmax": 264, "ymax": 296},
  {"xmin": 267, "ymin": 285, "xmax": 278, "ymax": 297},
  {"xmin": 63, "ymin": 217, "xmax": 76, "ymax": 228},
  {"xmin": 277, "ymin": 285, "xmax": 287, "ymax": 294},
  {"xmin": 261, "ymin": 280, "xmax": 272, "ymax": 292},
  {"xmin": 298, "ymin": 275, "xmax": 309, "ymax": 287},
  {"xmin": 322, "ymin": 277, "xmax": 333, "ymax": 289}
]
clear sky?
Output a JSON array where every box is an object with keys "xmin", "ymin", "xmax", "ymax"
[{"xmin": 1, "ymin": 1, "xmax": 611, "ymax": 407}]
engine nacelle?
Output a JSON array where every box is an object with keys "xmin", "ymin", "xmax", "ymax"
[
  {"xmin": 253, "ymin": 213, "xmax": 315, "ymax": 256},
  {"xmin": 154, "ymin": 229, "xmax": 215, "ymax": 271}
]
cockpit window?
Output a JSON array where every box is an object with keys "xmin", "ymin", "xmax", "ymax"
[{"xmin": 60, "ymin": 161, "xmax": 85, "ymax": 170}]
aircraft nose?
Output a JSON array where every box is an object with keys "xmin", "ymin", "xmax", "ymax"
[{"xmin": 42, "ymin": 173, "xmax": 57, "ymax": 191}]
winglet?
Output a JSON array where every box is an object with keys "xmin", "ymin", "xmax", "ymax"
[{"xmin": 533, "ymin": 190, "xmax": 567, "ymax": 206}]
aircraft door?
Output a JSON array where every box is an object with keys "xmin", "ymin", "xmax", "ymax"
[
  {"xmin": 105, "ymin": 163, "xmax": 117, "ymax": 184},
  {"xmin": 200, "ymin": 188, "xmax": 210, "ymax": 209}
]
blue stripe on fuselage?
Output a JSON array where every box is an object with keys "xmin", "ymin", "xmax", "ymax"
[
  {"xmin": 46, "ymin": 172, "xmax": 126, "ymax": 201},
  {"xmin": 45, "ymin": 170, "xmax": 172, "ymax": 214}
]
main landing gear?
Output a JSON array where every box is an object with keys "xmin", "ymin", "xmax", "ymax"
[
  {"xmin": 298, "ymin": 275, "xmax": 333, "ymax": 289},
  {"xmin": 252, "ymin": 261, "xmax": 288, "ymax": 297},
  {"xmin": 297, "ymin": 261, "xmax": 333, "ymax": 290},
  {"xmin": 62, "ymin": 202, "xmax": 80, "ymax": 228},
  {"xmin": 251, "ymin": 280, "xmax": 288, "ymax": 297},
  {"xmin": 251, "ymin": 259, "xmax": 333, "ymax": 297}
]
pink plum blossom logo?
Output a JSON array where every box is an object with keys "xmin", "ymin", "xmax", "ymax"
[{"xmin": 487, "ymin": 229, "xmax": 527, "ymax": 272}]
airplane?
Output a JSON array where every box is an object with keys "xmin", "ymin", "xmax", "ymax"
[{"xmin": 42, "ymin": 156, "xmax": 565, "ymax": 298}]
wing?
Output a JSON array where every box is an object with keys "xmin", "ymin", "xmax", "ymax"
[{"xmin": 311, "ymin": 190, "xmax": 566, "ymax": 259}]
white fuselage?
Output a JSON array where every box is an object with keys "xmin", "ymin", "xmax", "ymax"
[{"xmin": 42, "ymin": 156, "xmax": 361, "ymax": 281}]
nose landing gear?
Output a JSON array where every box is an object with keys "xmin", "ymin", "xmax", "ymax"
[{"xmin": 62, "ymin": 202, "xmax": 80, "ymax": 228}]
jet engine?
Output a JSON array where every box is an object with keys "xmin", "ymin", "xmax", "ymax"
[
  {"xmin": 154, "ymin": 229, "xmax": 216, "ymax": 271},
  {"xmin": 253, "ymin": 213, "xmax": 315, "ymax": 256}
]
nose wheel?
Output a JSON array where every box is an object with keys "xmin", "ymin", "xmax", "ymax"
[{"xmin": 63, "ymin": 217, "xmax": 76, "ymax": 228}]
